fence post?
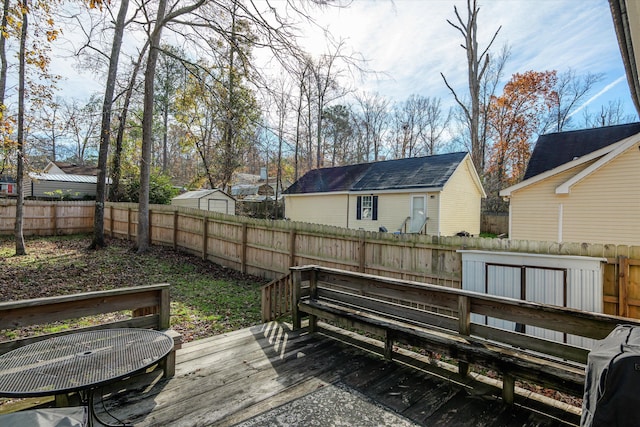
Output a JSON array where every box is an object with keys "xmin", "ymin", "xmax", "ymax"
[
  {"xmin": 109, "ymin": 205, "xmax": 114, "ymax": 238},
  {"xmin": 202, "ymin": 216, "xmax": 208, "ymax": 260},
  {"xmin": 308, "ymin": 268, "xmax": 318, "ymax": 332},
  {"xmin": 619, "ymin": 255, "xmax": 629, "ymax": 317},
  {"xmin": 291, "ymin": 268, "xmax": 302, "ymax": 330},
  {"xmin": 289, "ymin": 228, "xmax": 297, "ymax": 268},
  {"xmin": 358, "ymin": 231, "xmax": 366, "ymax": 273},
  {"xmin": 127, "ymin": 207, "xmax": 132, "ymax": 241},
  {"xmin": 51, "ymin": 204, "xmax": 57, "ymax": 236},
  {"xmin": 241, "ymin": 223, "xmax": 248, "ymax": 274},
  {"xmin": 457, "ymin": 295, "xmax": 470, "ymax": 377},
  {"xmin": 148, "ymin": 209, "xmax": 153, "ymax": 245},
  {"xmin": 173, "ymin": 211, "xmax": 178, "ymax": 250},
  {"xmin": 261, "ymin": 283, "xmax": 272, "ymax": 323}
]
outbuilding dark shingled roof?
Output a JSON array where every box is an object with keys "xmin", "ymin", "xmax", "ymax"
[
  {"xmin": 523, "ymin": 122, "xmax": 640, "ymax": 180},
  {"xmin": 284, "ymin": 152, "xmax": 468, "ymax": 194}
]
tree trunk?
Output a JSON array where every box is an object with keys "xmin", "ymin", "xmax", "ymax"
[
  {"xmin": 91, "ymin": 0, "xmax": 129, "ymax": 249},
  {"xmin": 110, "ymin": 41, "xmax": 149, "ymax": 202},
  {"xmin": 294, "ymin": 86, "xmax": 303, "ymax": 181},
  {"xmin": 14, "ymin": 2, "xmax": 27, "ymax": 256},
  {"xmin": 138, "ymin": 0, "xmax": 168, "ymax": 253}
]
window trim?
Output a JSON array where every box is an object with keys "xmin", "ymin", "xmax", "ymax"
[{"xmin": 357, "ymin": 195, "xmax": 378, "ymax": 221}]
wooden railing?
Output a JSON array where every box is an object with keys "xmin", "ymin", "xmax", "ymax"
[
  {"xmin": 261, "ymin": 273, "xmax": 294, "ymax": 322},
  {"xmin": 285, "ymin": 265, "xmax": 640, "ymax": 404},
  {"xmin": 0, "ymin": 284, "xmax": 181, "ymax": 377}
]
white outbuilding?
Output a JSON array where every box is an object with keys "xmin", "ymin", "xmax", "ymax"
[{"xmin": 171, "ymin": 189, "xmax": 235, "ymax": 215}]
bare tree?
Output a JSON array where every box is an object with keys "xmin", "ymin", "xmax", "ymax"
[
  {"xmin": 88, "ymin": 0, "xmax": 129, "ymax": 249},
  {"xmin": 30, "ymin": 100, "xmax": 67, "ymax": 162},
  {"xmin": 139, "ymin": 0, "xmax": 170, "ymax": 253},
  {"xmin": 156, "ymin": 44, "xmax": 186, "ymax": 172},
  {"xmin": 441, "ymin": 0, "xmax": 501, "ymax": 172},
  {"xmin": 271, "ymin": 77, "xmax": 292, "ymax": 216},
  {"xmin": 110, "ymin": 40, "xmax": 149, "ymax": 202},
  {"xmin": 322, "ymin": 104, "xmax": 352, "ymax": 166},
  {"xmin": 582, "ymin": 99, "xmax": 638, "ymax": 128},
  {"xmin": 540, "ymin": 69, "xmax": 604, "ymax": 133},
  {"xmin": 138, "ymin": 0, "xmax": 207, "ymax": 252},
  {"xmin": 62, "ymin": 96, "xmax": 101, "ymax": 163},
  {"xmin": 292, "ymin": 59, "xmax": 311, "ymax": 180},
  {"xmin": 421, "ymin": 96, "xmax": 452, "ymax": 155},
  {"xmin": 353, "ymin": 91, "xmax": 389, "ymax": 162}
]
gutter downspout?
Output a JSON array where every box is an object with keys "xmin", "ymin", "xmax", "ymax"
[{"xmin": 609, "ymin": 0, "xmax": 640, "ymax": 115}]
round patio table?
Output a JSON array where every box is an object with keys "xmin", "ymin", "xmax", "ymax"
[{"xmin": 0, "ymin": 328, "xmax": 174, "ymax": 426}]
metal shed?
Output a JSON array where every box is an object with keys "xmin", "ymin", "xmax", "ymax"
[
  {"xmin": 26, "ymin": 173, "xmax": 106, "ymax": 199},
  {"xmin": 459, "ymin": 250, "xmax": 606, "ymax": 348},
  {"xmin": 171, "ymin": 189, "xmax": 235, "ymax": 215}
]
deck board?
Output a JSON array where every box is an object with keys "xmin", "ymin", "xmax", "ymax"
[{"xmin": 90, "ymin": 322, "xmax": 580, "ymax": 426}]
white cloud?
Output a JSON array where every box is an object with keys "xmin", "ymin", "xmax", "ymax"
[{"xmin": 295, "ymin": 0, "xmax": 632, "ymax": 114}]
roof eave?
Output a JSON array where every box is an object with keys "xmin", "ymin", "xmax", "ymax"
[
  {"xmin": 555, "ymin": 131, "xmax": 640, "ymax": 194},
  {"xmin": 499, "ymin": 137, "xmax": 629, "ymax": 197}
]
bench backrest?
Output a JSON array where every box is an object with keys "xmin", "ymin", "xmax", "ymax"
[
  {"xmin": 0, "ymin": 284, "xmax": 171, "ymax": 354},
  {"xmin": 291, "ymin": 266, "xmax": 640, "ymax": 365}
]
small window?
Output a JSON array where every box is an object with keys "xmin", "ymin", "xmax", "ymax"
[
  {"xmin": 361, "ymin": 195, "xmax": 373, "ymax": 219},
  {"xmin": 357, "ymin": 195, "xmax": 378, "ymax": 221}
]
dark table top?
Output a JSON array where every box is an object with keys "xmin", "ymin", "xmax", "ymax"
[{"xmin": 0, "ymin": 328, "xmax": 173, "ymax": 397}]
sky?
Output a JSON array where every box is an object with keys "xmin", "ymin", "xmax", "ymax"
[
  {"xmin": 52, "ymin": 0, "xmax": 637, "ymax": 123},
  {"xmin": 295, "ymin": 0, "xmax": 636, "ymax": 120}
]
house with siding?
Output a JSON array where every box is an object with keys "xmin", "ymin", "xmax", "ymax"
[
  {"xmin": 26, "ymin": 173, "xmax": 104, "ymax": 199},
  {"xmin": 20, "ymin": 161, "xmax": 104, "ymax": 199},
  {"xmin": 0, "ymin": 175, "xmax": 16, "ymax": 196},
  {"xmin": 283, "ymin": 152, "xmax": 485, "ymax": 236},
  {"xmin": 500, "ymin": 122, "xmax": 640, "ymax": 245}
]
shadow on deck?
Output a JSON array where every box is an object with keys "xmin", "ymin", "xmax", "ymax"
[{"xmin": 89, "ymin": 322, "xmax": 580, "ymax": 426}]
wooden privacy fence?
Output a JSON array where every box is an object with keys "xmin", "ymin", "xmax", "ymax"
[
  {"xmin": 0, "ymin": 200, "xmax": 94, "ymax": 235},
  {"xmin": 104, "ymin": 202, "xmax": 640, "ymax": 319},
  {"xmin": 2, "ymin": 200, "xmax": 640, "ymax": 320},
  {"xmin": 480, "ymin": 212, "xmax": 508, "ymax": 235},
  {"xmin": 103, "ymin": 202, "xmax": 462, "ymax": 286}
]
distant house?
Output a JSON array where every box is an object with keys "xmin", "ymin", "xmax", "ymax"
[
  {"xmin": 231, "ymin": 167, "xmax": 289, "ymax": 202},
  {"xmin": 283, "ymin": 152, "xmax": 485, "ymax": 236},
  {"xmin": 19, "ymin": 160, "xmax": 104, "ymax": 199},
  {"xmin": 171, "ymin": 189, "xmax": 235, "ymax": 215},
  {"xmin": 231, "ymin": 183, "xmax": 276, "ymax": 202},
  {"xmin": 500, "ymin": 123, "xmax": 640, "ymax": 245},
  {"xmin": 0, "ymin": 175, "xmax": 16, "ymax": 196},
  {"xmin": 26, "ymin": 173, "xmax": 105, "ymax": 199}
]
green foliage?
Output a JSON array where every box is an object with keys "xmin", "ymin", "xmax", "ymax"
[
  {"xmin": 121, "ymin": 171, "xmax": 178, "ymax": 204},
  {"xmin": 44, "ymin": 189, "xmax": 82, "ymax": 200}
]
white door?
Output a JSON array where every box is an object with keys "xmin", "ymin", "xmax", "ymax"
[{"xmin": 409, "ymin": 196, "xmax": 426, "ymax": 233}]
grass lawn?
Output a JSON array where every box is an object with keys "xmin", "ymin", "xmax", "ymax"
[{"xmin": 0, "ymin": 234, "xmax": 270, "ymax": 342}]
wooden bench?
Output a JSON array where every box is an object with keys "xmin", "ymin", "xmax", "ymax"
[
  {"xmin": 289, "ymin": 265, "xmax": 639, "ymax": 404},
  {"xmin": 0, "ymin": 284, "xmax": 182, "ymax": 387}
]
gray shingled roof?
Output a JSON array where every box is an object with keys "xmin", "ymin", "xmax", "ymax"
[
  {"xmin": 524, "ymin": 122, "xmax": 640, "ymax": 180},
  {"xmin": 284, "ymin": 152, "xmax": 468, "ymax": 194}
]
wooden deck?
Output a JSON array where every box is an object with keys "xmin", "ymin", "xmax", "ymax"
[{"xmin": 87, "ymin": 322, "xmax": 580, "ymax": 426}]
